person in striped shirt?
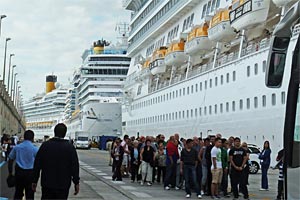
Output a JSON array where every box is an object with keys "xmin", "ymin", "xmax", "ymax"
[{"xmin": 276, "ymin": 149, "xmax": 284, "ymax": 200}]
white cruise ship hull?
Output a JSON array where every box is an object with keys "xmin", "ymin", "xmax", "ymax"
[{"xmin": 67, "ymin": 102, "xmax": 122, "ymax": 139}]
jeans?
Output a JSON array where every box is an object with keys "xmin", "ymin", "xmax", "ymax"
[
  {"xmin": 196, "ymin": 164, "xmax": 202, "ymax": 188},
  {"xmin": 176, "ymin": 162, "xmax": 183, "ymax": 188},
  {"xmin": 41, "ymin": 188, "xmax": 69, "ymax": 200},
  {"xmin": 141, "ymin": 161, "xmax": 152, "ymax": 182},
  {"xmin": 277, "ymin": 180, "xmax": 283, "ymax": 199},
  {"xmin": 261, "ymin": 165, "xmax": 269, "ymax": 189},
  {"xmin": 164, "ymin": 163, "xmax": 177, "ymax": 187},
  {"xmin": 183, "ymin": 165, "xmax": 200, "ymax": 195},
  {"xmin": 201, "ymin": 165, "xmax": 207, "ymax": 186},
  {"xmin": 157, "ymin": 166, "xmax": 166, "ymax": 183}
]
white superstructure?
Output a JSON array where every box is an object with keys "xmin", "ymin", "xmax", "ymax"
[
  {"xmin": 23, "ymin": 75, "xmax": 67, "ymax": 140},
  {"xmin": 122, "ymin": 0, "xmax": 300, "ymax": 164},
  {"xmin": 66, "ymin": 29, "xmax": 131, "ymax": 140}
]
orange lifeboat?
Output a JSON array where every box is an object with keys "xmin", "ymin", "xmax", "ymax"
[
  {"xmin": 149, "ymin": 47, "xmax": 167, "ymax": 75},
  {"xmin": 185, "ymin": 23, "xmax": 213, "ymax": 55},
  {"xmin": 208, "ymin": 9, "xmax": 236, "ymax": 43},
  {"xmin": 165, "ymin": 40, "xmax": 188, "ymax": 67}
]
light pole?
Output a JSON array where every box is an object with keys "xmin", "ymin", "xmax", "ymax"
[
  {"xmin": 2, "ymin": 37, "xmax": 11, "ymax": 85},
  {"xmin": 9, "ymin": 65, "xmax": 16, "ymax": 96},
  {"xmin": 0, "ymin": 15, "xmax": 6, "ymax": 37},
  {"xmin": 12, "ymin": 73, "xmax": 18, "ymax": 102},
  {"xmin": 14, "ymin": 81, "xmax": 19, "ymax": 106},
  {"xmin": 7, "ymin": 53, "xmax": 15, "ymax": 90}
]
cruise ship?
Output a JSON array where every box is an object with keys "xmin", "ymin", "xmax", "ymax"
[
  {"xmin": 122, "ymin": 0, "xmax": 300, "ymax": 161},
  {"xmin": 65, "ymin": 28, "xmax": 131, "ymax": 140},
  {"xmin": 23, "ymin": 75, "xmax": 67, "ymax": 140}
]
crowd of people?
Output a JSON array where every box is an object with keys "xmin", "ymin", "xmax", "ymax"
[{"xmin": 110, "ymin": 133, "xmax": 277, "ymax": 200}]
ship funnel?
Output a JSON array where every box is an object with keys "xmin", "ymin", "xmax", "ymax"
[
  {"xmin": 46, "ymin": 75, "xmax": 57, "ymax": 94},
  {"xmin": 93, "ymin": 39, "xmax": 110, "ymax": 54}
]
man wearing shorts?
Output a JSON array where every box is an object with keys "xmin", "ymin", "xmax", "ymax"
[{"xmin": 210, "ymin": 137, "xmax": 223, "ymax": 199}]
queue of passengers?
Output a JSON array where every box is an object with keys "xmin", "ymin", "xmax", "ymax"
[{"xmin": 109, "ymin": 133, "xmax": 270, "ymax": 200}]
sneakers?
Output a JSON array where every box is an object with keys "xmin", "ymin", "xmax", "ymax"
[
  {"xmin": 175, "ymin": 186, "xmax": 180, "ymax": 190},
  {"xmin": 140, "ymin": 181, "xmax": 144, "ymax": 185},
  {"xmin": 147, "ymin": 182, "xmax": 152, "ymax": 186},
  {"xmin": 201, "ymin": 190, "xmax": 205, "ymax": 195},
  {"xmin": 197, "ymin": 194, "xmax": 202, "ymax": 199},
  {"xmin": 165, "ymin": 186, "xmax": 170, "ymax": 190},
  {"xmin": 186, "ymin": 194, "xmax": 191, "ymax": 198}
]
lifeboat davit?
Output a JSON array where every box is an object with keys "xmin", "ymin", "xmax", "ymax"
[
  {"xmin": 184, "ymin": 23, "xmax": 213, "ymax": 55},
  {"xmin": 165, "ymin": 40, "xmax": 188, "ymax": 67},
  {"xmin": 149, "ymin": 47, "xmax": 167, "ymax": 75},
  {"xmin": 229, "ymin": 0, "xmax": 271, "ymax": 31},
  {"xmin": 272, "ymin": 0, "xmax": 297, "ymax": 7},
  {"xmin": 208, "ymin": 9, "xmax": 236, "ymax": 43}
]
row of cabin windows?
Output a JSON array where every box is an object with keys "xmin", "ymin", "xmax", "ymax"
[
  {"xmin": 130, "ymin": 0, "xmax": 180, "ymax": 45},
  {"xmin": 201, "ymin": 0, "xmax": 221, "ymax": 19},
  {"xmin": 247, "ymin": 61, "xmax": 267, "ymax": 77},
  {"xmin": 146, "ymin": 36, "xmax": 165, "ymax": 57},
  {"xmin": 128, "ymin": 92, "xmax": 286, "ymax": 126},
  {"xmin": 132, "ymin": 71, "xmax": 237, "ymax": 110}
]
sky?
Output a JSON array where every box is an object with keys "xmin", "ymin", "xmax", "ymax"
[{"xmin": 0, "ymin": 0, "xmax": 131, "ymax": 101}]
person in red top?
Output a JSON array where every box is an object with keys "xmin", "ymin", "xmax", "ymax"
[{"xmin": 164, "ymin": 136, "xmax": 179, "ymax": 190}]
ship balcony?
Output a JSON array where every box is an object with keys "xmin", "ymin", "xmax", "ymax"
[
  {"xmin": 122, "ymin": 0, "xmax": 144, "ymax": 11},
  {"xmin": 78, "ymin": 88, "xmax": 122, "ymax": 102},
  {"xmin": 127, "ymin": 0, "xmax": 199, "ymax": 56},
  {"xmin": 78, "ymin": 80, "xmax": 124, "ymax": 94}
]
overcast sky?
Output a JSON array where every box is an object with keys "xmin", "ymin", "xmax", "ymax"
[{"xmin": 0, "ymin": 0, "xmax": 130, "ymax": 101}]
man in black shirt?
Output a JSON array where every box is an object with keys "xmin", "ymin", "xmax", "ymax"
[
  {"xmin": 229, "ymin": 137, "xmax": 248, "ymax": 200},
  {"xmin": 180, "ymin": 139, "xmax": 202, "ymax": 199},
  {"xmin": 32, "ymin": 123, "xmax": 80, "ymax": 200}
]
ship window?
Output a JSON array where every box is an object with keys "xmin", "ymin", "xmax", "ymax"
[
  {"xmin": 247, "ymin": 66, "xmax": 251, "ymax": 77},
  {"xmin": 209, "ymin": 106, "xmax": 212, "ymax": 115},
  {"xmin": 221, "ymin": 75, "xmax": 224, "ymax": 85},
  {"xmin": 200, "ymin": 107, "xmax": 202, "ymax": 116},
  {"xmin": 226, "ymin": 73, "xmax": 230, "ymax": 83},
  {"xmin": 254, "ymin": 97, "xmax": 258, "ymax": 108},
  {"xmin": 233, "ymin": 71, "xmax": 236, "ymax": 81},
  {"xmin": 176, "ymin": 90, "xmax": 178, "ymax": 98},
  {"xmin": 210, "ymin": 79, "xmax": 212, "ymax": 88},
  {"xmin": 204, "ymin": 107, "xmax": 207, "ymax": 115},
  {"xmin": 191, "ymin": 85, "xmax": 194, "ymax": 93},
  {"xmin": 191, "ymin": 109, "xmax": 193, "ymax": 118},
  {"xmin": 187, "ymin": 110, "xmax": 189, "ymax": 118},
  {"xmin": 163, "ymin": 95, "xmax": 165, "ymax": 101},
  {"xmin": 205, "ymin": 81, "xmax": 207, "ymax": 89},
  {"xmin": 183, "ymin": 88, "xmax": 185, "ymax": 96},
  {"xmin": 254, "ymin": 63, "xmax": 258, "ymax": 75},
  {"xmin": 175, "ymin": 112, "xmax": 178, "ymax": 120},
  {"xmin": 215, "ymin": 77, "xmax": 218, "ymax": 86},
  {"xmin": 186, "ymin": 16, "xmax": 190, "ymax": 31},
  {"xmin": 172, "ymin": 113, "xmax": 174, "ymax": 120},
  {"xmin": 166, "ymin": 94, "xmax": 169, "ymax": 101},
  {"xmin": 182, "ymin": 19, "xmax": 187, "ymax": 32},
  {"xmin": 200, "ymin": 82, "xmax": 203, "ymax": 91},
  {"xmin": 247, "ymin": 98, "xmax": 250, "ymax": 109},
  {"xmin": 173, "ymin": 91, "xmax": 175, "ymax": 98},
  {"xmin": 201, "ymin": 4, "xmax": 207, "ymax": 19},
  {"xmin": 215, "ymin": 104, "xmax": 217, "ymax": 114},
  {"xmin": 263, "ymin": 60, "xmax": 267, "ymax": 72},
  {"xmin": 262, "ymin": 95, "xmax": 267, "ymax": 107},
  {"xmin": 232, "ymin": 101, "xmax": 236, "ymax": 112},
  {"xmin": 195, "ymin": 84, "xmax": 198, "ymax": 92},
  {"xmin": 179, "ymin": 89, "xmax": 182, "ymax": 96},
  {"xmin": 187, "ymin": 87, "xmax": 190, "ymax": 95},
  {"xmin": 239, "ymin": 99, "xmax": 243, "ymax": 110},
  {"xmin": 190, "ymin": 13, "xmax": 194, "ymax": 27},
  {"xmin": 158, "ymin": 97, "xmax": 160, "ymax": 103},
  {"xmin": 281, "ymin": 91, "xmax": 286, "ymax": 104},
  {"xmin": 216, "ymin": 0, "xmax": 221, "ymax": 8},
  {"xmin": 179, "ymin": 111, "xmax": 181, "ymax": 119},
  {"xmin": 195, "ymin": 108, "xmax": 198, "ymax": 117},
  {"xmin": 272, "ymin": 93, "xmax": 276, "ymax": 106},
  {"xmin": 211, "ymin": 0, "xmax": 216, "ymax": 12},
  {"xmin": 170, "ymin": 92, "xmax": 172, "ymax": 99},
  {"xmin": 206, "ymin": 1, "xmax": 211, "ymax": 15},
  {"xmin": 220, "ymin": 103, "xmax": 223, "ymax": 113}
]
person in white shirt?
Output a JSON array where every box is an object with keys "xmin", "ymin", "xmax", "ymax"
[{"xmin": 210, "ymin": 138, "xmax": 223, "ymax": 199}]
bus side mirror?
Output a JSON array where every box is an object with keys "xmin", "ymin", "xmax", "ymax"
[{"xmin": 266, "ymin": 36, "xmax": 290, "ymax": 88}]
